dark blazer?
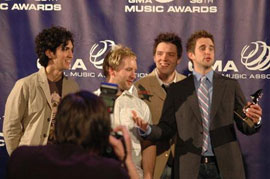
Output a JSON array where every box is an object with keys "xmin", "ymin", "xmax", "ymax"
[
  {"xmin": 7, "ymin": 144, "xmax": 129, "ymax": 179},
  {"xmin": 146, "ymin": 72, "xmax": 260, "ymax": 179},
  {"xmin": 135, "ymin": 69, "xmax": 186, "ymax": 179}
]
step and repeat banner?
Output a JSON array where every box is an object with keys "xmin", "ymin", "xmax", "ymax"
[{"xmin": 0, "ymin": 0, "xmax": 269, "ymax": 178}]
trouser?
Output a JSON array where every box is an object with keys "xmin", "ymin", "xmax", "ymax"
[
  {"xmin": 198, "ymin": 156, "xmax": 222, "ymax": 179},
  {"xmin": 160, "ymin": 152, "xmax": 174, "ymax": 179}
]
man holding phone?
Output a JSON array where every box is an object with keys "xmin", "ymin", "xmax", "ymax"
[{"xmin": 95, "ymin": 44, "xmax": 156, "ymax": 179}]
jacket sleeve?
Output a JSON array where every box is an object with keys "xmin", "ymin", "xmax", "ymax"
[
  {"xmin": 3, "ymin": 80, "xmax": 27, "ymax": 155},
  {"xmin": 233, "ymin": 80, "xmax": 260, "ymax": 135},
  {"xmin": 146, "ymin": 85, "xmax": 177, "ymax": 142}
]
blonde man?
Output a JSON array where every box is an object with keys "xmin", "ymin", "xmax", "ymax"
[{"xmin": 95, "ymin": 45, "xmax": 156, "ymax": 179}]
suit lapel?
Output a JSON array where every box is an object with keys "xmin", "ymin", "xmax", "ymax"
[
  {"xmin": 38, "ymin": 67, "xmax": 52, "ymax": 109},
  {"xmin": 175, "ymin": 71, "xmax": 186, "ymax": 82},
  {"xmin": 62, "ymin": 76, "xmax": 69, "ymax": 97},
  {"xmin": 210, "ymin": 73, "xmax": 225, "ymax": 126},
  {"xmin": 181, "ymin": 73, "xmax": 226, "ymax": 126},
  {"xmin": 185, "ymin": 75, "xmax": 202, "ymax": 123},
  {"xmin": 150, "ymin": 70, "xmax": 185, "ymax": 101},
  {"xmin": 148, "ymin": 71, "xmax": 166, "ymax": 101}
]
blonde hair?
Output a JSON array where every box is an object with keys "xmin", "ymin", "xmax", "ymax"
[{"xmin": 103, "ymin": 44, "xmax": 136, "ymax": 77}]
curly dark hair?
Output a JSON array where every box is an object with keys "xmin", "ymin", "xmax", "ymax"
[
  {"xmin": 153, "ymin": 32, "xmax": 182, "ymax": 59},
  {"xmin": 54, "ymin": 91, "xmax": 111, "ymax": 153},
  {"xmin": 35, "ymin": 26, "xmax": 74, "ymax": 67},
  {"xmin": 186, "ymin": 30, "xmax": 214, "ymax": 54}
]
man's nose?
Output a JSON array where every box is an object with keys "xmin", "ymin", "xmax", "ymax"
[
  {"xmin": 68, "ymin": 50, "xmax": 73, "ymax": 58},
  {"xmin": 161, "ymin": 54, "xmax": 168, "ymax": 60},
  {"xmin": 131, "ymin": 71, "xmax": 136, "ymax": 79},
  {"xmin": 205, "ymin": 48, "xmax": 211, "ymax": 54}
]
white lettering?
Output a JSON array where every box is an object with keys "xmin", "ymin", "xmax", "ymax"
[
  {"xmin": 0, "ymin": 3, "xmax": 8, "ymax": 10},
  {"xmin": 210, "ymin": 6, "xmax": 217, "ymax": 13},
  {"xmin": 69, "ymin": 72, "xmax": 95, "ymax": 78},
  {"xmin": 223, "ymin": 73, "xmax": 247, "ymax": 79},
  {"xmin": 11, "ymin": 3, "xmax": 61, "ymax": 11},
  {"xmin": 223, "ymin": 60, "xmax": 238, "ymax": 72},
  {"xmin": 98, "ymin": 72, "xmax": 105, "ymax": 78},
  {"xmin": 125, "ymin": 5, "xmax": 164, "ymax": 12},
  {"xmin": 0, "ymin": 133, "xmax": 4, "ymax": 147},
  {"xmin": 137, "ymin": 73, "xmax": 148, "ymax": 78},
  {"xmin": 167, "ymin": 6, "xmax": 217, "ymax": 13},
  {"xmin": 189, "ymin": 60, "xmax": 238, "ymax": 72},
  {"xmin": 71, "ymin": 59, "xmax": 87, "ymax": 70},
  {"xmin": 128, "ymin": 0, "xmax": 153, "ymax": 3},
  {"xmin": 250, "ymin": 74, "xmax": 270, "ymax": 79},
  {"xmin": 167, "ymin": 6, "xmax": 185, "ymax": 12},
  {"xmin": 212, "ymin": 60, "xmax": 222, "ymax": 71},
  {"xmin": 190, "ymin": 0, "xmax": 214, "ymax": 3}
]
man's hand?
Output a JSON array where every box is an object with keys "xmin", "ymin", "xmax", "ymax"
[
  {"xmin": 131, "ymin": 110, "xmax": 149, "ymax": 132},
  {"xmin": 109, "ymin": 125, "xmax": 140, "ymax": 179},
  {"xmin": 109, "ymin": 125, "xmax": 131, "ymax": 161},
  {"xmin": 244, "ymin": 102, "xmax": 262, "ymax": 124}
]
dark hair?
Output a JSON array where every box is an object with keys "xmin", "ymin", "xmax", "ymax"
[
  {"xmin": 153, "ymin": 33, "xmax": 182, "ymax": 59},
  {"xmin": 55, "ymin": 91, "xmax": 111, "ymax": 153},
  {"xmin": 186, "ymin": 30, "xmax": 214, "ymax": 54},
  {"xmin": 35, "ymin": 26, "xmax": 74, "ymax": 67}
]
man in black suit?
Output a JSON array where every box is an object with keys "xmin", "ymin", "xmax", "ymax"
[{"xmin": 133, "ymin": 30, "xmax": 262, "ymax": 179}]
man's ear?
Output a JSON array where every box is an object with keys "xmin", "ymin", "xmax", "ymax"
[
  {"xmin": 108, "ymin": 67, "xmax": 115, "ymax": 77},
  {"xmin": 187, "ymin": 52, "xmax": 194, "ymax": 62},
  {"xmin": 45, "ymin": 49, "xmax": 55, "ymax": 59},
  {"xmin": 177, "ymin": 58, "xmax": 181, "ymax": 64}
]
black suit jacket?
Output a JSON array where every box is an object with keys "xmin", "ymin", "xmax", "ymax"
[{"xmin": 147, "ymin": 72, "xmax": 260, "ymax": 179}]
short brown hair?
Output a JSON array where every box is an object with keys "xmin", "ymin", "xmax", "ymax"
[
  {"xmin": 55, "ymin": 91, "xmax": 111, "ymax": 153},
  {"xmin": 153, "ymin": 33, "xmax": 182, "ymax": 59},
  {"xmin": 103, "ymin": 44, "xmax": 136, "ymax": 77},
  {"xmin": 186, "ymin": 30, "xmax": 214, "ymax": 54}
]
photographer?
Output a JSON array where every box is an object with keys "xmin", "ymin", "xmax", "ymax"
[{"xmin": 7, "ymin": 91, "xmax": 139, "ymax": 179}]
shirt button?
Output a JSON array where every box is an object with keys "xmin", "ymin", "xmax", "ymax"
[
  {"xmin": 43, "ymin": 134, "xmax": 47, "ymax": 138},
  {"xmin": 165, "ymin": 153, "xmax": 169, "ymax": 157},
  {"xmin": 47, "ymin": 118, "xmax": 50, "ymax": 122}
]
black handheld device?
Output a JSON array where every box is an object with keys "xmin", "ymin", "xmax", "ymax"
[
  {"xmin": 100, "ymin": 82, "xmax": 118, "ymax": 113},
  {"xmin": 100, "ymin": 82, "xmax": 127, "ymax": 162}
]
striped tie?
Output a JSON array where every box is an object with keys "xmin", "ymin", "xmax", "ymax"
[{"xmin": 198, "ymin": 76, "xmax": 210, "ymax": 153}]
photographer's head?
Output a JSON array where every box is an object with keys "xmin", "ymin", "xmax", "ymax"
[
  {"xmin": 103, "ymin": 44, "xmax": 137, "ymax": 92},
  {"xmin": 55, "ymin": 91, "xmax": 111, "ymax": 154}
]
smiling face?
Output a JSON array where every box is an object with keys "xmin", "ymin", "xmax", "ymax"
[
  {"xmin": 188, "ymin": 38, "xmax": 215, "ymax": 74},
  {"xmin": 48, "ymin": 40, "xmax": 74, "ymax": 71},
  {"xmin": 109, "ymin": 56, "xmax": 137, "ymax": 91},
  {"xmin": 154, "ymin": 42, "xmax": 180, "ymax": 77}
]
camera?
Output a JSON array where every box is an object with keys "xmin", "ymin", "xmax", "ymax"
[
  {"xmin": 100, "ymin": 82, "xmax": 118, "ymax": 113},
  {"xmin": 100, "ymin": 82, "xmax": 127, "ymax": 161},
  {"xmin": 103, "ymin": 132, "xmax": 127, "ymax": 162}
]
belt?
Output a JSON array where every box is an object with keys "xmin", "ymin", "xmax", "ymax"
[{"xmin": 201, "ymin": 156, "xmax": 216, "ymax": 164}]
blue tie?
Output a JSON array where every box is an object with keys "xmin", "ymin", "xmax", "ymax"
[{"xmin": 198, "ymin": 76, "xmax": 210, "ymax": 153}]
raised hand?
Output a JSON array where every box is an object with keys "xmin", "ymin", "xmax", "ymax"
[
  {"xmin": 131, "ymin": 110, "xmax": 149, "ymax": 132},
  {"xmin": 109, "ymin": 125, "xmax": 139, "ymax": 179},
  {"xmin": 109, "ymin": 125, "xmax": 131, "ymax": 161},
  {"xmin": 244, "ymin": 102, "xmax": 262, "ymax": 124}
]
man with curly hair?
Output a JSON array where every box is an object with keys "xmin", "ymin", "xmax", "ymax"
[{"xmin": 3, "ymin": 26, "xmax": 79, "ymax": 155}]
